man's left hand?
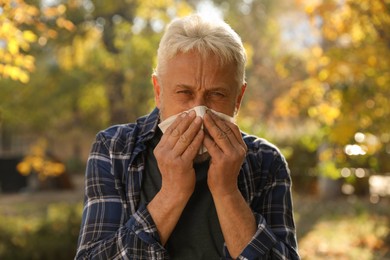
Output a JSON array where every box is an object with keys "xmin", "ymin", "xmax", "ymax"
[{"xmin": 203, "ymin": 110, "xmax": 247, "ymax": 197}]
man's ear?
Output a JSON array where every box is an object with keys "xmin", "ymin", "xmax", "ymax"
[
  {"xmin": 152, "ymin": 75, "xmax": 161, "ymax": 108},
  {"xmin": 235, "ymin": 83, "xmax": 247, "ymax": 112}
]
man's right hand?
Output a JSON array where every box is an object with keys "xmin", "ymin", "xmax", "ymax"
[
  {"xmin": 154, "ymin": 110, "xmax": 203, "ymax": 200},
  {"xmin": 149, "ymin": 110, "xmax": 203, "ymax": 245}
]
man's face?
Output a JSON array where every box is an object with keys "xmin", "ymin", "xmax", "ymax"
[{"xmin": 153, "ymin": 51, "xmax": 246, "ymax": 121}]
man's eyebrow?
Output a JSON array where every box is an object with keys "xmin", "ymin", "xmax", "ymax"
[
  {"xmin": 175, "ymin": 84, "xmax": 231, "ymax": 92},
  {"xmin": 175, "ymin": 84, "xmax": 194, "ymax": 89}
]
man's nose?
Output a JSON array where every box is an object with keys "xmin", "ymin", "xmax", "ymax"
[{"xmin": 192, "ymin": 95, "xmax": 207, "ymax": 107}]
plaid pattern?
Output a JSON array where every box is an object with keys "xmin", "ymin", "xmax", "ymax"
[{"xmin": 75, "ymin": 108, "xmax": 300, "ymax": 260}]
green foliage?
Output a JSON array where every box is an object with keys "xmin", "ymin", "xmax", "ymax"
[
  {"xmin": 0, "ymin": 0, "xmax": 75, "ymax": 83},
  {"xmin": 268, "ymin": 0, "xmax": 390, "ymax": 178},
  {"xmin": 0, "ymin": 202, "xmax": 82, "ymax": 260},
  {"xmin": 0, "ymin": 0, "xmax": 195, "ymax": 136},
  {"xmin": 1, "ymin": 0, "xmax": 389, "ymax": 180},
  {"xmin": 317, "ymin": 160, "xmax": 340, "ymax": 179}
]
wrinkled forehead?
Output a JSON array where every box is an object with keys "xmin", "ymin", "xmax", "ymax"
[{"xmin": 160, "ymin": 50, "xmax": 238, "ymax": 76}]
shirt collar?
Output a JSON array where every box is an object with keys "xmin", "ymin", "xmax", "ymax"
[{"xmin": 137, "ymin": 107, "xmax": 161, "ymax": 143}]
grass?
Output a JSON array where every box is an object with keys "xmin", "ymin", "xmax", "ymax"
[
  {"xmin": 294, "ymin": 194, "xmax": 389, "ymax": 260},
  {"xmin": 0, "ymin": 182, "xmax": 389, "ymax": 259},
  {"xmin": 0, "ymin": 201, "xmax": 83, "ymax": 260},
  {"xmin": 0, "ymin": 180, "xmax": 84, "ymax": 260}
]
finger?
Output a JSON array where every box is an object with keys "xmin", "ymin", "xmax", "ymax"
[
  {"xmin": 181, "ymin": 128, "xmax": 204, "ymax": 160},
  {"xmin": 203, "ymin": 132, "xmax": 222, "ymax": 154},
  {"xmin": 207, "ymin": 110, "xmax": 246, "ymax": 146},
  {"xmin": 204, "ymin": 111, "xmax": 233, "ymax": 150},
  {"xmin": 173, "ymin": 115, "xmax": 203, "ymax": 156},
  {"xmin": 159, "ymin": 112, "xmax": 187, "ymax": 145},
  {"xmin": 220, "ymin": 119, "xmax": 247, "ymax": 154},
  {"xmin": 204, "ymin": 111, "xmax": 247, "ymax": 153},
  {"xmin": 223, "ymin": 120, "xmax": 247, "ymax": 150},
  {"xmin": 160, "ymin": 111, "xmax": 195, "ymax": 149}
]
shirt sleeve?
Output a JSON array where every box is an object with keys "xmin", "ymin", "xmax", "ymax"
[
  {"xmin": 75, "ymin": 133, "xmax": 168, "ymax": 260},
  {"xmin": 224, "ymin": 151, "xmax": 300, "ymax": 260}
]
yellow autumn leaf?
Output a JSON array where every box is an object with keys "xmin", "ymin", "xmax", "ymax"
[
  {"xmin": 57, "ymin": 4, "xmax": 67, "ymax": 15},
  {"xmin": 319, "ymin": 56, "xmax": 330, "ymax": 67},
  {"xmin": 175, "ymin": 1, "xmax": 193, "ymax": 17},
  {"xmin": 311, "ymin": 46, "xmax": 323, "ymax": 57},
  {"xmin": 351, "ymin": 23, "xmax": 365, "ymax": 43},
  {"xmin": 49, "ymin": 162, "xmax": 66, "ymax": 176},
  {"xmin": 43, "ymin": 4, "xmax": 66, "ymax": 17},
  {"xmin": 323, "ymin": 26, "xmax": 338, "ymax": 41},
  {"xmin": 7, "ymin": 39, "xmax": 19, "ymax": 55},
  {"xmin": 56, "ymin": 17, "xmax": 75, "ymax": 31},
  {"xmin": 23, "ymin": 55, "xmax": 36, "ymax": 71},
  {"xmin": 0, "ymin": 21, "xmax": 12, "ymax": 35},
  {"xmin": 43, "ymin": 6, "xmax": 61, "ymax": 17},
  {"xmin": 2, "ymin": 52, "xmax": 13, "ymax": 64},
  {"xmin": 7, "ymin": 66, "xmax": 21, "ymax": 80},
  {"xmin": 23, "ymin": 30, "xmax": 37, "ymax": 43},
  {"xmin": 47, "ymin": 29, "xmax": 58, "ymax": 39},
  {"xmin": 18, "ymin": 70, "xmax": 30, "ymax": 83},
  {"xmin": 306, "ymin": 60, "xmax": 318, "ymax": 75},
  {"xmin": 17, "ymin": 161, "xmax": 31, "ymax": 176},
  {"xmin": 318, "ymin": 69, "xmax": 329, "ymax": 81},
  {"xmin": 31, "ymin": 157, "xmax": 44, "ymax": 172},
  {"xmin": 13, "ymin": 55, "xmax": 24, "ymax": 66}
]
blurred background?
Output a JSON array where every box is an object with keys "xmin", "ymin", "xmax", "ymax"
[{"xmin": 0, "ymin": 0, "xmax": 389, "ymax": 259}]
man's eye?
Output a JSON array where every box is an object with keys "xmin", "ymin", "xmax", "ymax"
[
  {"xmin": 177, "ymin": 90, "xmax": 192, "ymax": 95},
  {"xmin": 209, "ymin": 92, "xmax": 225, "ymax": 97}
]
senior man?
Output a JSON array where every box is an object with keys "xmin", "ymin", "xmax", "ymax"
[{"xmin": 76, "ymin": 14, "xmax": 299, "ymax": 259}]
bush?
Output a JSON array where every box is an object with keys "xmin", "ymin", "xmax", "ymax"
[{"xmin": 0, "ymin": 202, "xmax": 82, "ymax": 260}]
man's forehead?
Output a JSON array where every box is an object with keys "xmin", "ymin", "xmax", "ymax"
[
  {"xmin": 168, "ymin": 50, "xmax": 236, "ymax": 68},
  {"xmin": 174, "ymin": 83, "xmax": 234, "ymax": 93}
]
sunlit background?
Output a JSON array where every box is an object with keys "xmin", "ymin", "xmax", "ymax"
[{"xmin": 0, "ymin": 0, "xmax": 389, "ymax": 259}]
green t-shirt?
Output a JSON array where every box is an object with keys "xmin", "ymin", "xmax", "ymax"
[{"xmin": 140, "ymin": 130, "xmax": 224, "ymax": 259}]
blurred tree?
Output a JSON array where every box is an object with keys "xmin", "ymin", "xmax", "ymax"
[
  {"xmin": 208, "ymin": 0, "xmax": 328, "ymax": 187},
  {"xmin": 51, "ymin": 0, "xmax": 194, "ymax": 125},
  {"xmin": 207, "ymin": 0, "xmax": 302, "ymax": 137},
  {"xmin": 0, "ymin": 0, "xmax": 75, "ymax": 154},
  {"xmin": 0, "ymin": 0, "xmax": 74, "ymax": 83},
  {"xmin": 275, "ymin": 0, "xmax": 390, "ymax": 173},
  {"xmin": 17, "ymin": 138, "xmax": 66, "ymax": 180},
  {"xmin": 0, "ymin": 0, "xmax": 194, "ymax": 160}
]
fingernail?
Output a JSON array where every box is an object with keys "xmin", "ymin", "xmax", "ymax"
[
  {"xmin": 206, "ymin": 110, "xmax": 214, "ymax": 118},
  {"xmin": 189, "ymin": 110, "xmax": 196, "ymax": 117},
  {"xmin": 181, "ymin": 112, "xmax": 187, "ymax": 118}
]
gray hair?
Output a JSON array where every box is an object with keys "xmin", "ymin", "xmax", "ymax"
[{"xmin": 154, "ymin": 14, "xmax": 246, "ymax": 85}]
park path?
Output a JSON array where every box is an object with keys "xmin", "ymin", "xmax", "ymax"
[{"xmin": 0, "ymin": 174, "xmax": 85, "ymax": 206}]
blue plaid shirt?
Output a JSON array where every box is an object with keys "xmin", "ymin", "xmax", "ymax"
[{"xmin": 76, "ymin": 108, "xmax": 299, "ymax": 259}]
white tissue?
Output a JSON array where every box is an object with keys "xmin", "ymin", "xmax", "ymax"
[{"xmin": 158, "ymin": 106, "xmax": 234, "ymax": 154}]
